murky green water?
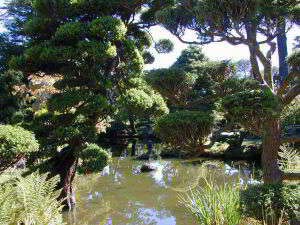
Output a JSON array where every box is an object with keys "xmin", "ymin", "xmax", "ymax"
[{"xmin": 64, "ymin": 156, "xmax": 259, "ymax": 225}]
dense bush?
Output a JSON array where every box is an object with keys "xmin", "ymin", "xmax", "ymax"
[
  {"xmin": 241, "ymin": 184, "xmax": 300, "ymax": 222},
  {"xmin": 0, "ymin": 125, "xmax": 39, "ymax": 170},
  {"xmin": 0, "ymin": 172, "xmax": 64, "ymax": 225},
  {"xmin": 117, "ymin": 77, "xmax": 168, "ymax": 134},
  {"xmin": 222, "ymin": 89, "xmax": 282, "ymax": 135},
  {"xmin": 78, "ymin": 144, "xmax": 110, "ymax": 173},
  {"xmin": 155, "ymin": 111, "xmax": 214, "ymax": 153},
  {"xmin": 146, "ymin": 68, "xmax": 197, "ymax": 107}
]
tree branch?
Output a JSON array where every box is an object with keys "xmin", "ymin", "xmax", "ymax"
[
  {"xmin": 168, "ymin": 29, "xmax": 230, "ymax": 45},
  {"xmin": 277, "ymin": 70, "xmax": 300, "ymax": 96},
  {"xmin": 282, "ymin": 172, "xmax": 300, "ymax": 181},
  {"xmin": 248, "ymin": 45, "xmax": 265, "ymax": 83},
  {"xmin": 282, "ymin": 84, "xmax": 300, "ymax": 105},
  {"xmin": 255, "ymin": 45, "xmax": 276, "ymax": 89}
]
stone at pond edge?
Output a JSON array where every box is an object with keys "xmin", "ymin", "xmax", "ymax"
[{"xmin": 140, "ymin": 163, "xmax": 156, "ymax": 172}]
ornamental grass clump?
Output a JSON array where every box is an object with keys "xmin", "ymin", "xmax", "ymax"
[{"xmin": 179, "ymin": 177, "xmax": 242, "ymax": 225}]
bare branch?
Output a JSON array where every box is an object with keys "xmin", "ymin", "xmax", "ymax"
[{"xmin": 169, "ymin": 30, "xmax": 225, "ymax": 45}]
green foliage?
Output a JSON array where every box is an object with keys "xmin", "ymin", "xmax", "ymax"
[
  {"xmin": 281, "ymin": 99, "xmax": 300, "ymax": 128},
  {"xmin": 278, "ymin": 144, "xmax": 300, "ymax": 172},
  {"xmin": 147, "ymin": 48, "xmax": 235, "ymax": 110},
  {"xmin": 121, "ymin": 88, "xmax": 168, "ymax": 118},
  {"xmin": 172, "ymin": 45, "xmax": 207, "ymax": 70},
  {"xmin": 9, "ymin": 0, "xmax": 151, "ymax": 175},
  {"xmin": 146, "ymin": 68, "xmax": 197, "ymax": 107},
  {"xmin": 155, "ymin": 39, "xmax": 174, "ymax": 53},
  {"xmin": 78, "ymin": 144, "xmax": 110, "ymax": 173},
  {"xmin": 0, "ymin": 70, "xmax": 28, "ymax": 124},
  {"xmin": 0, "ymin": 34, "xmax": 24, "ymax": 73},
  {"xmin": 121, "ymin": 39, "xmax": 144, "ymax": 74},
  {"xmin": 155, "ymin": 111, "xmax": 214, "ymax": 152},
  {"xmin": 120, "ymin": 88, "xmax": 153, "ymax": 115},
  {"xmin": 0, "ymin": 172, "xmax": 64, "ymax": 225},
  {"xmin": 89, "ymin": 16, "xmax": 127, "ymax": 41},
  {"xmin": 0, "ymin": 125, "xmax": 39, "ymax": 168},
  {"xmin": 179, "ymin": 177, "xmax": 242, "ymax": 225},
  {"xmin": 153, "ymin": 0, "xmax": 299, "ymax": 46},
  {"xmin": 288, "ymin": 50, "xmax": 300, "ymax": 67},
  {"xmin": 220, "ymin": 77, "xmax": 260, "ymax": 96},
  {"xmin": 222, "ymin": 89, "xmax": 282, "ymax": 134},
  {"xmin": 142, "ymin": 51, "xmax": 155, "ymax": 64},
  {"xmin": 54, "ymin": 22, "xmax": 85, "ymax": 43},
  {"xmin": 241, "ymin": 184, "xmax": 300, "ymax": 222},
  {"xmin": 118, "ymin": 77, "xmax": 169, "ymax": 122}
]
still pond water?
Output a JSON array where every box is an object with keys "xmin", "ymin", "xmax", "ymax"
[{"xmin": 64, "ymin": 145, "xmax": 260, "ymax": 225}]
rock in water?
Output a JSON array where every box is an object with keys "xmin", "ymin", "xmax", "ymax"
[{"xmin": 140, "ymin": 163, "xmax": 156, "ymax": 172}]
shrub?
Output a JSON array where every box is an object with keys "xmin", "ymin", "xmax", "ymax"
[
  {"xmin": 241, "ymin": 184, "xmax": 300, "ymax": 222},
  {"xmin": 118, "ymin": 79, "xmax": 169, "ymax": 121},
  {"xmin": 155, "ymin": 111, "xmax": 214, "ymax": 153},
  {"xmin": 0, "ymin": 125, "xmax": 39, "ymax": 170},
  {"xmin": 78, "ymin": 144, "xmax": 110, "ymax": 173},
  {"xmin": 146, "ymin": 68, "xmax": 197, "ymax": 107},
  {"xmin": 0, "ymin": 172, "xmax": 64, "ymax": 225},
  {"xmin": 179, "ymin": 178, "xmax": 242, "ymax": 225},
  {"xmin": 281, "ymin": 98, "xmax": 300, "ymax": 130},
  {"xmin": 222, "ymin": 89, "xmax": 282, "ymax": 135}
]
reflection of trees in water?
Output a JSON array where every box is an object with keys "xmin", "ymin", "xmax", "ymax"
[{"xmin": 67, "ymin": 158, "xmax": 259, "ymax": 225}]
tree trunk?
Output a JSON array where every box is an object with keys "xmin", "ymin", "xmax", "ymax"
[
  {"xmin": 245, "ymin": 23, "xmax": 263, "ymax": 82},
  {"xmin": 52, "ymin": 147, "xmax": 78, "ymax": 210},
  {"xmin": 131, "ymin": 139, "xmax": 137, "ymax": 156},
  {"xmin": 277, "ymin": 20, "xmax": 289, "ymax": 84},
  {"xmin": 261, "ymin": 118, "xmax": 283, "ymax": 184},
  {"xmin": 129, "ymin": 115, "xmax": 137, "ymax": 135}
]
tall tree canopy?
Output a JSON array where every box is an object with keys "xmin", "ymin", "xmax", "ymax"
[
  {"xmin": 144, "ymin": 0, "xmax": 300, "ymax": 183},
  {"xmin": 6, "ymin": 0, "xmax": 171, "ymax": 208}
]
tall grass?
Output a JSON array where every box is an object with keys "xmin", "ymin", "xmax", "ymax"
[{"xmin": 179, "ymin": 177, "xmax": 242, "ymax": 225}]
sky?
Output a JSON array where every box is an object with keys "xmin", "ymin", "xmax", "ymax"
[
  {"xmin": 0, "ymin": 0, "xmax": 299, "ymax": 70},
  {"xmin": 146, "ymin": 25, "xmax": 300, "ymax": 70}
]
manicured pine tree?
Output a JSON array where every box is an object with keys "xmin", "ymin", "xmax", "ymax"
[{"xmin": 9, "ymin": 0, "xmax": 165, "ymax": 208}]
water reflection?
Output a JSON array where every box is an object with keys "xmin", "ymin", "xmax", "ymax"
[{"xmin": 65, "ymin": 157, "xmax": 260, "ymax": 225}]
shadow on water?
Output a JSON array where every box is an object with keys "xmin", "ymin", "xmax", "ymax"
[{"xmin": 64, "ymin": 142, "xmax": 261, "ymax": 225}]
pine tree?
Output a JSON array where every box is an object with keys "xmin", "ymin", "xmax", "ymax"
[
  {"xmin": 9, "ymin": 0, "xmax": 159, "ymax": 208},
  {"xmin": 146, "ymin": 0, "xmax": 300, "ymax": 184}
]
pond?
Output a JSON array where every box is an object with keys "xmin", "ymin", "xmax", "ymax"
[{"xmin": 64, "ymin": 152, "xmax": 260, "ymax": 225}]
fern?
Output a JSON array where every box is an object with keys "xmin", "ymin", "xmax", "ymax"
[
  {"xmin": 278, "ymin": 145, "xmax": 300, "ymax": 172},
  {"xmin": 0, "ymin": 172, "xmax": 65, "ymax": 225}
]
